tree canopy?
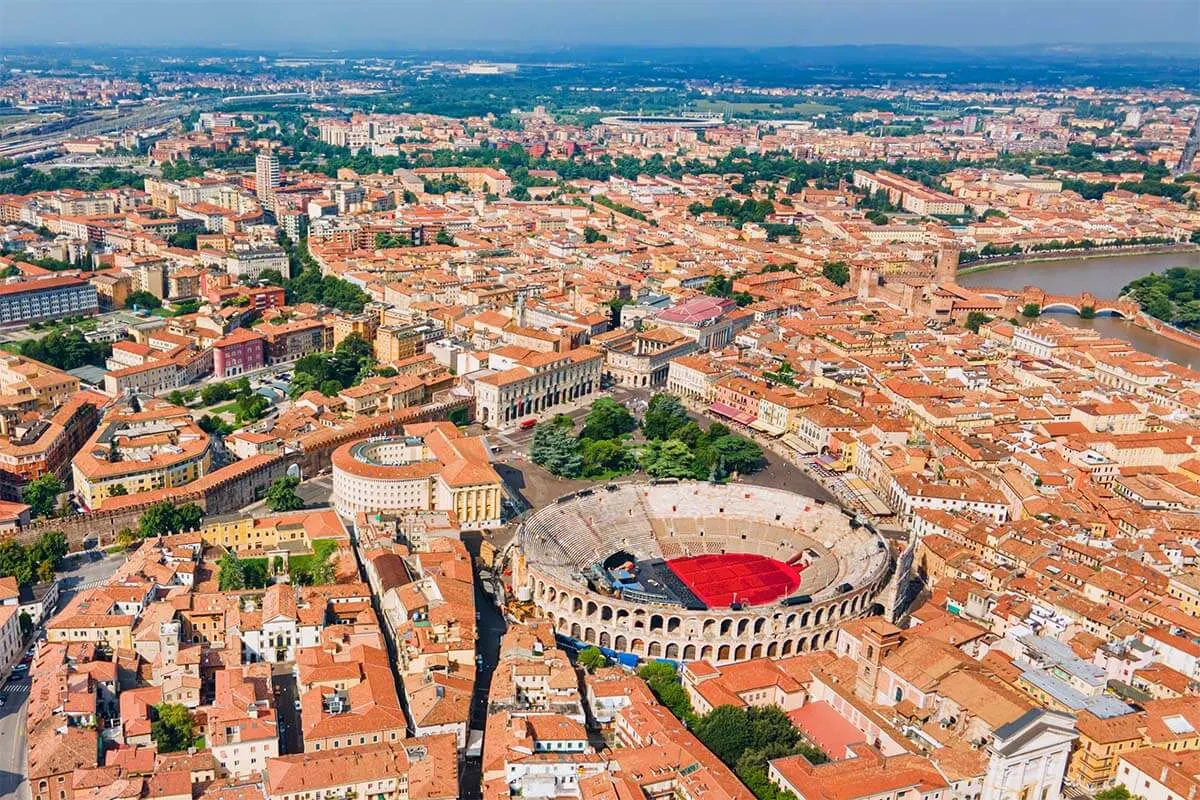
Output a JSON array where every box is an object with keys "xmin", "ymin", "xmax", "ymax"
[
  {"xmin": 265, "ymin": 475, "xmax": 304, "ymax": 512},
  {"xmin": 151, "ymin": 703, "xmax": 195, "ymax": 753}
]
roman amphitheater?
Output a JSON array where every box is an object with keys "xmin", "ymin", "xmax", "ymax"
[{"xmin": 513, "ymin": 481, "xmax": 893, "ymax": 666}]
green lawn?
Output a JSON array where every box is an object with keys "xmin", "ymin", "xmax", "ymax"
[{"xmin": 289, "ymin": 538, "xmax": 339, "ymax": 581}]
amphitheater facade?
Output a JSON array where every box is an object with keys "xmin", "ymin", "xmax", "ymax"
[{"xmin": 514, "ymin": 481, "xmax": 894, "ymax": 666}]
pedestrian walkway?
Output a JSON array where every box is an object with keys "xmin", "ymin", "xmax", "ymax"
[{"xmin": 1, "ymin": 683, "xmax": 27, "ymax": 694}]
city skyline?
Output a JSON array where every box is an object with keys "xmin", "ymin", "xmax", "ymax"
[{"xmin": 2, "ymin": 0, "xmax": 1199, "ymax": 48}]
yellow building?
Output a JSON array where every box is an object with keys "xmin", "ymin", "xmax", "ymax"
[
  {"xmin": 200, "ymin": 509, "xmax": 348, "ymax": 555},
  {"xmin": 71, "ymin": 402, "xmax": 214, "ymax": 509}
]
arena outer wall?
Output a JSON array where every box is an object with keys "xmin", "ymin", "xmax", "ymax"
[{"xmin": 514, "ymin": 481, "xmax": 894, "ymax": 666}]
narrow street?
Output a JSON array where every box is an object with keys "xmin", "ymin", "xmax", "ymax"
[{"xmin": 460, "ymin": 536, "xmax": 508, "ymax": 800}]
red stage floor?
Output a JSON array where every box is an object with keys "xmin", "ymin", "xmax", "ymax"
[{"xmin": 665, "ymin": 554, "xmax": 802, "ymax": 608}]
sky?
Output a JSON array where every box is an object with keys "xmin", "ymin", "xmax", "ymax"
[{"xmin": 1, "ymin": 0, "xmax": 1198, "ymax": 50}]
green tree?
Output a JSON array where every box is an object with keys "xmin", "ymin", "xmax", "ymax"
[
  {"xmin": 218, "ymin": 551, "xmax": 246, "ymax": 591},
  {"xmin": 583, "ymin": 226, "xmax": 607, "ymax": 243},
  {"xmin": 579, "ymin": 438, "xmax": 634, "ymax": 478},
  {"xmin": 319, "ymin": 379, "xmax": 343, "ymax": 397},
  {"xmin": 435, "ymin": 229, "xmax": 456, "ymax": 246},
  {"xmin": 1021, "ymin": 303, "xmax": 1041, "ymax": 318},
  {"xmin": 310, "ymin": 555, "xmax": 335, "ymax": 586},
  {"xmin": 638, "ymin": 662, "xmax": 693, "ymax": 721},
  {"xmin": 265, "ymin": 475, "xmax": 304, "ymax": 512},
  {"xmin": 529, "ymin": 424, "xmax": 583, "ymax": 478},
  {"xmin": 694, "ymin": 705, "xmax": 754, "ymax": 764},
  {"xmin": 137, "ymin": 501, "xmax": 203, "ymax": 539},
  {"xmin": 19, "ymin": 328, "xmax": 110, "ymax": 370},
  {"xmin": 108, "ymin": 484, "xmax": 128, "ymax": 497},
  {"xmin": 642, "ymin": 439, "xmax": 695, "ymax": 478},
  {"xmin": 23, "ymin": 474, "xmax": 64, "ymax": 518},
  {"xmin": 151, "ymin": 704, "xmax": 195, "ymax": 753},
  {"xmin": 18, "ymin": 611, "xmax": 32, "ymax": 637},
  {"xmin": 125, "ymin": 290, "xmax": 163, "ymax": 310},
  {"xmin": 576, "ymin": 646, "xmax": 608, "ymax": 673},
  {"xmin": 964, "ymin": 311, "xmax": 991, "ymax": 333},
  {"xmin": 580, "ymin": 397, "xmax": 636, "ymax": 441},
  {"xmin": 35, "ymin": 559, "xmax": 56, "ymax": 584},
  {"xmin": 1096, "ymin": 787, "xmax": 1132, "ymax": 800},
  {"xmin": 642, "ymin": 394, "xmax": 689, "ymax": 440},
  {"xmin": 822, "ymin": 261, "xmax": 851, "ymax": 287}
]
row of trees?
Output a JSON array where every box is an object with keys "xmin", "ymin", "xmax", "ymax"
[
  {"xmin": 18, "ymin": 328, "xmax": 111, "ymax": 371},
  {"xmin": 280, "ymin": 237, "xmax": 371, "ymax": 313},
  {"xmin": 0, "ymin": 531, "xmax": 68, "ymax": 587},
  {"xmin": 115, "ymin": 501, "xmax": 205, "ymax": 547}
]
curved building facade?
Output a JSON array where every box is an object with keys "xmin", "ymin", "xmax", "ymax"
[{"xmin": 331, "ymin": 423, "xmax": 504, "ymax": 528}]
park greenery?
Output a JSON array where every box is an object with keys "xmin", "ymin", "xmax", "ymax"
[
  {"xmin": 688, "ymin": 196, "xmax": 777, "ymax": 228},
  {"xmin": 0, "ymin": 530, "xmax": 68, "ymax": 587},
  {"xmin": 18, "ymin": 327, "xmax": 111, "ymax": 370},
  {"xmin": 529, "ymin": 394, "xmax": 763, "ymax": 482},
  {"xmin": 529, "ymin": 398, "xmax": 637, "ymax": 480},
  {"xmin": 281, "ymin": 237, "xmax": 371, "ymax": 313},
  {"xmin": 1122, "ymin": 267, "xmax": 1200, "ymax": 328},
  {"xmin": 290, "ymin": 333, "xmax": 375, "ymax": 398},
  {"xmin": 201, "ymin": 376, "xmax": 271, "ymax": 424},
  {"xmin": 637, "ymin": 662, "xmax": 823, "ymax": 800},
  {"xmin": 218, "ymin": 537, "xmax": 337, "ymax": 590}
]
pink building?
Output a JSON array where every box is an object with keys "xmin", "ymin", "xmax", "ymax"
[{"xmin": 212, "ymin": 328, "xmax": 266, "ymax": 378}]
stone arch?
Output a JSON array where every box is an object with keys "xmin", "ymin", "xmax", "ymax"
[
  {"xmin": 734, "ymin": 644, "xmax": 747, "ymax": 660},
  {"xmin": 586, "ymin": 601, "xmax": 598, "ymax": 618},
  {"xmin": 753, "ymin": 618, "xmax": 766, "ymax": 635},
  {"xmin": 797, "ymin": 637, "xmax": 807, "ymax": 652},
  {"xmin": 616, "ymin": 609, "xmax": 630, "ymax": 626},
  {"xmin": 809, "ymin": 633, "xmax": 821, "ymax": 650},
  {"xmin": 840, "ymin": 600, "xmax": 850, "ymax": 618},
  {"xmin": 615, "ymin": 635, "xmax": 628, "ymax": 651},
  {"xmin": 824, "ymin": 630, "xmax": 834, "ymax": 646},
  {"xmin": 718, "ymin": 644, "xmax": 731, "ymax": 661},
  {"xmin": 736, "ymin": 619, "xmax": 749, "ymax": 636},
  {"xmin": 584, "ymin": 626, "xmax": 596, "ymax": 642},
  {"xmin": 650, "ymin": 614, "xmax": 664, "ymax": 632},
  {"xmin": 720, "ymin": 619, "xmax": 733, "ymax": 636},
  {"xmin": 683, "ymin": 644, "xmax": 697, "ymax": 661},
  {"xmin": 648, "ymin": 641, "xmax": 663, "ymax": 658},
  {"xmin": 801, "ymin": 611, "xmax": 811, "ymax": 627},
  {"xmin": 750, "ymin": 643, "xmax": 763, "ymax": 659},
  {"xmin": 572, "ymin": 597, "xmax": 584, "ymax": 614},
  {"xmin": 767, "ymin": 642, "xmax": 778, "ymax": 658},
  {"xmin": 702, "ymin": 619, "xmax": 716, "ymax": 636},
  {"xmin": 665, "ymin": 643, "xmax": 680, "ymax": 659},
  {"xmin": 570, "ymin": 622, "xmax": 582, "ymax": 639},
  {"xmin": 667, "ymin": 616, "xmax": 681, "ymax": 633},
  {"xmin": 700, "ymin": 645, "xmax": 714, "ymax": 660},
  {"xmin": 786, "ymin": 613, "xmax": 797, "ymax": 629},
  {"xmin": 599, "ymin": 632, "xmax": 611, "ymax": 648},
  {"xmin": 601, "ymin": 605, "xmax": 614, "ymax": 622},
  {"xmin": 631, "ymin": 638, "xmax": 645, "ymax": 654},
  {"xmin": 782, "ymin": 640, "xmax": 793, "ymax": 655},
  {"xmin": 815, "ymin": 608, "xmax": 825, "ymax": 626}
]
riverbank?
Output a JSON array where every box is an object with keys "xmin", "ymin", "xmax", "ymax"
[{"xmin": 956, "ymin": 243, "xmax": 1200, "ymax": 277}]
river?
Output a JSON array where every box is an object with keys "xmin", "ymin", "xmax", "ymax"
[{"xmin": 958, "ymin": 250, "xmax": 1200, "ymax": 369}]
